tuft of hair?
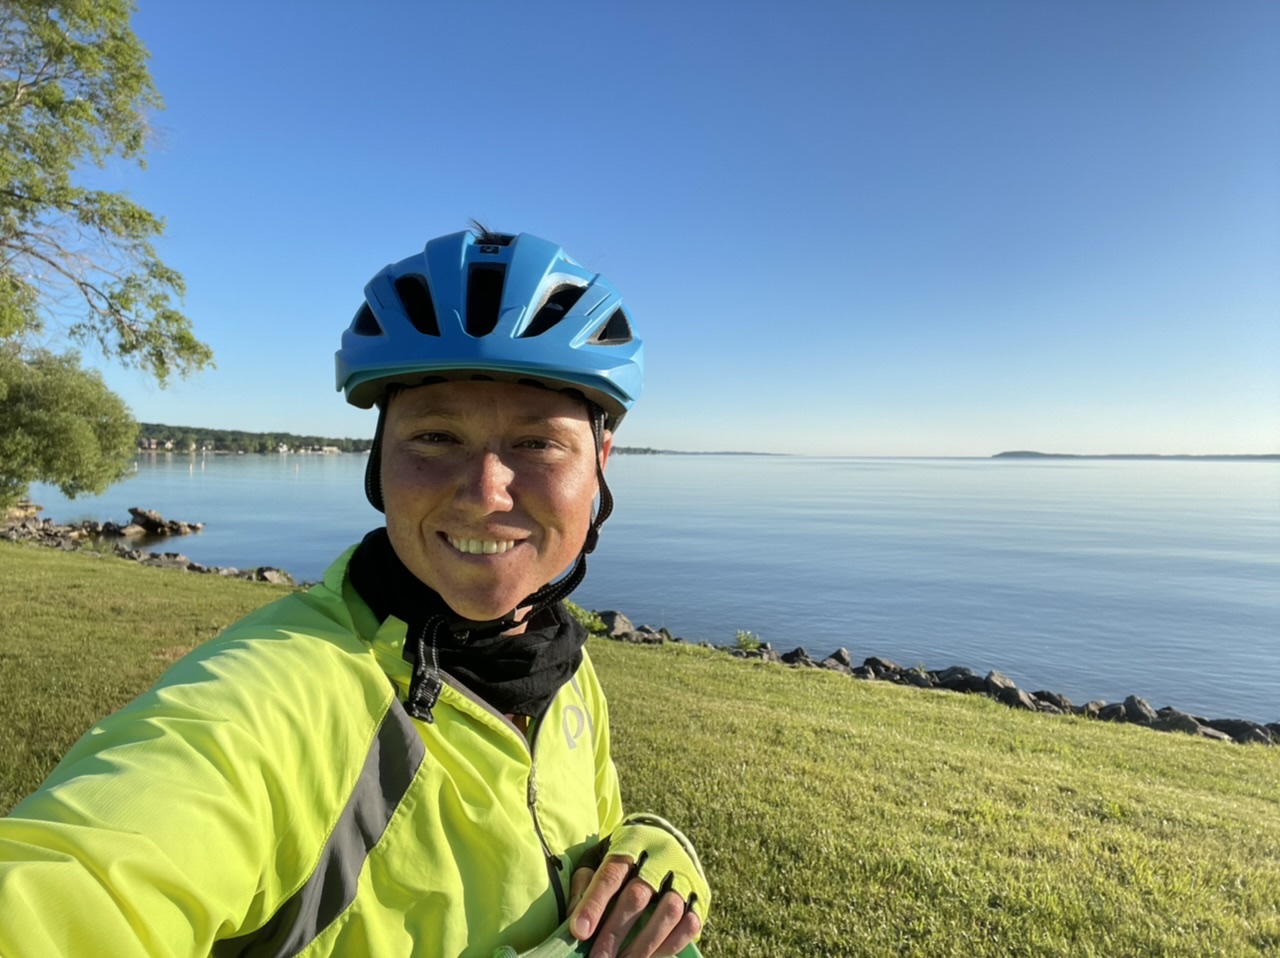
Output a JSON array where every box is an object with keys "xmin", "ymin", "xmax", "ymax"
[{"xmin": 468, "ymin": 218, "xmax": 514, "ymax": 246}]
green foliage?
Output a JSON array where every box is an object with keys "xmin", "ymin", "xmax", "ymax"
[
  {"xmin": 733, "ymin": 629, "xmax": 761, "ymax": 651},
  {"xmin": 0, "ymin": 346, "xmax": 136, "ymax": 507},
  {"xmin": 0, "ymin": 0, "xmax": 212, "ymax": 381},
  {"xmin": 563, "ymin": 600, "xmax": 606, "ymax": 636}
]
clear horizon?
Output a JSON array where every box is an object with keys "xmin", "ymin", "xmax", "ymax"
[{"xmin": 78, "ymin": 0, "xmax": 1279, "ymax": 458}]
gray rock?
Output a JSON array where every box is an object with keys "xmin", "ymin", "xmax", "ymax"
[
  {"xmin": 1153, "ymin": 710, "xmax": 1202, "ymax": 735},
  {"xmin": 850, "ymin": 666, "xmax": 875, "ymax": 680},
  {"xmin": 938, "ymin": 670, "xmax": 987, "ymax": 694},
  {"xmin": 1204, "ymin": 718, "xmax": 1273, "ymax": 745},
  {"xmin": 819, "ymin": 652, "xmax": 853, "ymax": 675},
  {"xmin": 1098, "ymin": 702, "xmax": 1127, "ymax": 722},
  {"xmin": 863, "ymin": 656, "xmax": 902, "ymax": 674},
  {"xmin": 597, "ymin": 611, "xmax": 634, "ymax": 639},
  {"xmin": 1123, "ymin": 695, "xmax": 1158, "ymax": 725},
  {"xmin": 142, "ymin": 552, "xmax": 191, "ymax": 570},
  {"xmin": 781, "ymin": 647, "xmax": 816, "ymax": 667},
  {"xmin": 1197, "ymin": 726, "xmax": 1233, "ymax": 742},
  {"xmin": 985, "ymin": 671, "xmax": 1017, "ymax": 694},
  {"xmin": 253, "ymin": 567, "xmax": 294, "ymax": 586},
  {"xmin": 997, "ymin": 686, "xmax": 1038, "ymax": 711},
  {"xmin": 903, "ymin": 670, "xmax": 934, "ymax": 689},
  {"xmin": 1033, "ymin": 690, "xmax": 1074, "ymax": 711},
  {"xmin": 1035, "ymin": 701, "xmax": 1065, "ymax": 715},
  {"xmin": 1078, "ymin": 700, "xmax": 1106, "ymax": 718},
  {"xmin": 824, "ymin": 647, "xmax": 854, "ymax": 670}
]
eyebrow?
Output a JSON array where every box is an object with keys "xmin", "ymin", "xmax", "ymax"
[{"xmin": 395, "ymin": 406, "xmax": 585, "ymax": 428}]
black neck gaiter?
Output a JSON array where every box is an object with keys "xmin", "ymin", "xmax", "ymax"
[{"xmin": 347, "ymin": 528, "xmax": 587, "ymax": 723}]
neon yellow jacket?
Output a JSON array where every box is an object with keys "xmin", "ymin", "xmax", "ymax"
[{"xmin": 0, "ymin": 548, "xmax": 629, "ymax": 957}]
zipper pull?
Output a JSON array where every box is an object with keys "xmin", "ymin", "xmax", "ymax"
[{"xmin": 527, "ymin": 765, "xmax": 537, "ymax": 806}]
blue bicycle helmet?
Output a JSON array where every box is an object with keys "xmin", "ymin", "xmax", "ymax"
[{"xmin": 336, "ymin": 228, "xmax": 643, "ymax": 431}]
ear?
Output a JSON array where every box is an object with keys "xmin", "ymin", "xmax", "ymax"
[{"xmin": 598, "ymin": 429, "xmax": 613, "ymax": 471}]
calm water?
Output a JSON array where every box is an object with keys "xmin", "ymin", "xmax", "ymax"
[{"xmin": 29, "ymin": 454, "xmax": 1280, "ymax": 723}]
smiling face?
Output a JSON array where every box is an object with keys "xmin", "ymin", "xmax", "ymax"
[{"xmin": 380, "ymin": 380, "xmax": 611, "ymax": 624}]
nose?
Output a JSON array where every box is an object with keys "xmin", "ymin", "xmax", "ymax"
[{"xmin": 456, "ymin": 449, "xmax": 514, "ymax": 514}]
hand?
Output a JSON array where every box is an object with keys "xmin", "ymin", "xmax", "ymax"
[{"xmin": 568, "ymin": 855, "xmax": 701, "ymax": 958}]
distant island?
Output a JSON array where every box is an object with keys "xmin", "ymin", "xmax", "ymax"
[{"xmin": 994, "ymin": 451, "xmax": 1280, "ymax": 461}]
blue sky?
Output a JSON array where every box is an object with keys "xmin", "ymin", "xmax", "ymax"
[{"xmin": 80, "ymin": 0, "xmax": 1279, "ymax": 455}]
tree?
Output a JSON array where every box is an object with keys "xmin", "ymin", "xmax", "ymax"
[
  {"xmin": 0, "ymin": 346, "xmax": 136, "ymax": 507},
  {"xmin": 0, "ymin": 1, "xmax": 211, "ymax": 505}
]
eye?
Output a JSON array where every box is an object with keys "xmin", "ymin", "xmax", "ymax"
[{"xmin": 411, "ymin": 431, "xmax": 457, "ymax": 445}]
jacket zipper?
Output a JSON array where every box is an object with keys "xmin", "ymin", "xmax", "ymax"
[
  {"xmin": 527, "ymin": 762, "xmax": 569, "ymax": 920},
  {"xmin": 438, "ymin": 674, "xmax": 569, "ymax": 921}
]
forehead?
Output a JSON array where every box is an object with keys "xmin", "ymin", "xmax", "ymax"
[{"xmin": 387, "ymin": 379, "xmax": 592, "ymax": 425}]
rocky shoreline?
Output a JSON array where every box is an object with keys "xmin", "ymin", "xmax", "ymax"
[
  {"xmin": 2, "ymin": 501, "xmax": 293, "ymax": 585},
  {"xmin": 593, "ymin": 611, "xmax": 1280, "ymax": 748},
  {"xmin": 6, "ymin": 501, "xmax": 1272, "ymax": 746}
]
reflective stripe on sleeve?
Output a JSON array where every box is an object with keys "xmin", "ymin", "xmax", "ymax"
[{"xmin": 212, "ymin": 700, "xmax": 425, "ymax": 958}]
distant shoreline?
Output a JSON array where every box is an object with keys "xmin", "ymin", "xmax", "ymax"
[{"xmin": 993, "ymin": 451, "xmax": 1279, "ymax": 461}]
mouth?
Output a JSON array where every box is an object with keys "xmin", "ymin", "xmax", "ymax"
[{"xmin": 445, "ymin": 535, "xmax": 518, "ymax": 556}]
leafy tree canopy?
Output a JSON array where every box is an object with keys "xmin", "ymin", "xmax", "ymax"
[
  {"xmin": 0, "ymin": 0, "xmax": 212, "ymax": 381},
  {"xmin": 0, "ymin": 345, "xmax": 136, "ymax": 507}
]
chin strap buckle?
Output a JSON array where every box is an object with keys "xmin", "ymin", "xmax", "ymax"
[{"xmin": 405, "ymin": 618, "xmax": 446, "ymax": 722}]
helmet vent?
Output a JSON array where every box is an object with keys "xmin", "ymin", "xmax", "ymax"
[
  {"xmin": 352, "ymin": 303, "xmax": 383, "ymax": 336},
  {"xmin": 466, "ymin": 263, "xmax": 507, "ymax": 337},
  {"xmin": 393, "ymin": 275, "xmax": 440, "ymax": 336},
  {"xmin": 522, "ymin": 284, "xmax": 587, "ymax": 338},
  {"xmin": 588, "ymin": 307, "xmax": 634, "ymax": 345}
]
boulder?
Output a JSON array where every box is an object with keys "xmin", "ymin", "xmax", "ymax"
[
  {"xmin": 1032, "ymin": 690, "xmax": 1074, "ymax": 712},
  {"xmin": 781, "ymin": 647, "xmax": 816, "ymax": 667},
  {"xmin": 824, "ymin": 647, "xmax": 854, "ymax": 670},
  {"xmin": 850, "ymin": 666, "xmax": 875, "ymax": 680},
  {"xmin": 1098, "ymin": 702, "xmax": 1126, "ymax": 722},
  {"xmin": 1204, "ymin": 718, "xmax": 1273, "ymax": 745},
  {"xmin": 903, "ymin": 669, "xmax": 934, "ymax": 689},
  {"xmin": 863, "ymin": 656, "xmax": 902, "ymax": 675},
  {"xmin": 142, "ymin": 552, "xmax": 191, "ymax": 570},
  {"xmin": 1197, "ymin": 726, "xmax": 1233, "ymax": 743},
  {"xmin": 819, "ymin": 651, "xmax": 853, "ymax": 675},
  {"xmin": 1153, "ymin": 710, "xmax": 1202, "ymax": 735},
  {"xmin": 997, "ymin": 686, "xmax": 1038, "ymax": 711},
  {"xmin": 984, "ymin": 671, "xmax": 1017, "ymax": 695},
  {"xmin": 934, "ymin": 667, "xmax": 988, "ymax": 694},
  {"xmin": 1123, "ymin": 695, "xmax": 1158, "ymax": 725},
  {"xmin": 253, "ymin": 567, "xmax": 294, "ymax": 586},
  {"xmin": 596, "ymin": 611, "xmax": 634, "ymax": 639},
  {"xmin": 1078, "ymin": 700, "xmax": 1106, "ymax": 718},
  {"xmin": 127, "ymin": 507, "xmax": 203, "ymax": 537}
]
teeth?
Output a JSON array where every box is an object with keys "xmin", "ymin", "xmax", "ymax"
[{"xmin": 448, "ymin": 536, "xmax": 515, "ymax": 555}]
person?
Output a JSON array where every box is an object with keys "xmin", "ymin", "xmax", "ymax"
[{"xmin": 0, "ymin": 227, "xmax": 710, "ymax": 958}]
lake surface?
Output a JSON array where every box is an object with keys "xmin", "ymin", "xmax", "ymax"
[{"xmin": 29, "ymin": 453, "xmax": 1280, "ymax": 724}]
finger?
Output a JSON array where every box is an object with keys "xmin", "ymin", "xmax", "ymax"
[
  {"xmin": 569, "ymin": 866, "xmax": 595, "ymax": 913},
  {"xmin": 615, "ymin": 889, "xmax": 687, "ymax": 958},
  {"xmin": 590, "ymin": 877, "xmax": 654, "ymax": 958},
  {"xmin": 650, "ymin": 909, "xmax": 701, "ymax": 958},
  {"xmin": 570, "ymin": 856, "xmax": 634, "ymax": 940}
]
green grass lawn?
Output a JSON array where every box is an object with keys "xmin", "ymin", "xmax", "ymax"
[{"xmin": 3, "ymin": 542, "xmax": 1279, "ymax": 956}]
